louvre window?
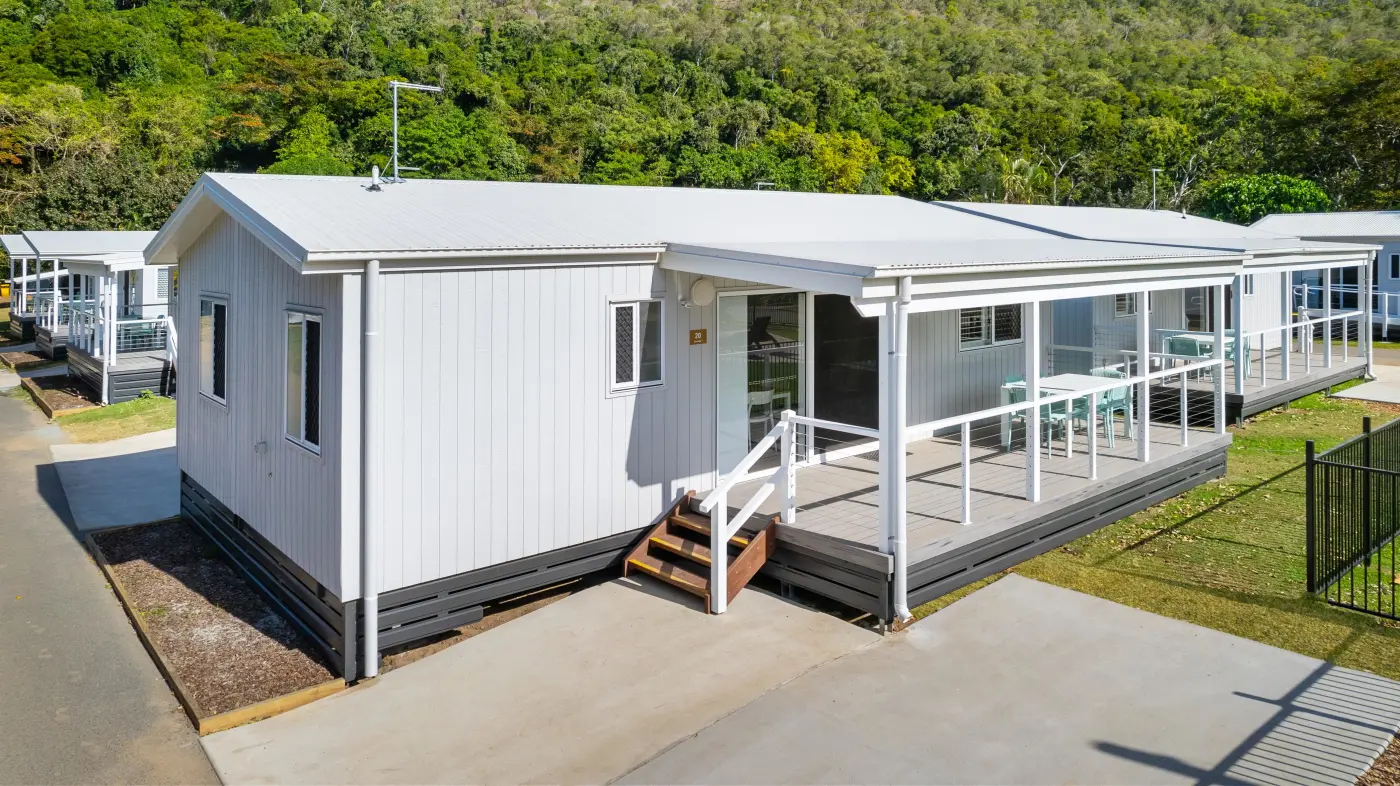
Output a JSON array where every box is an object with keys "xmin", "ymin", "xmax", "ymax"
[
  {"xmin": 611, "ymin": 299, "xmax": 663, "ymax": 392},
  {"xmin": 199, "ymin": 297, "xmax": 227, "ymax": 403},
  {"xmin": 157, "ymin": 268, "xmax": 171, "ymax": 301},
  {"xmin": 286, "ymin": 311, "xmax": 321, "ymax": 452},
  {"xmin": 1115, "ymin": 292, "xmax": 1156, "ymax": 317},
  {"xmin": 959, "ymin": 306, "xmax": 1022, "ymax": 350}
]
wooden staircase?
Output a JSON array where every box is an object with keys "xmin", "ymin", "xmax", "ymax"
[{"xmin": 623, "ymin": 493, "xmax": 777, "ymax": 613}]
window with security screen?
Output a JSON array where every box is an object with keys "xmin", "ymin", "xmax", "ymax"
[
  {"xmin": 610, "ymin": 299, "xmax": 663, "ymax": 393},
  {"xmin": 960, "ymin": 306, "xmax": 1022, "ymax": 350},
  {"xmin": 199, "ymin": 296, "xmax": 227, "ymax": 403}
]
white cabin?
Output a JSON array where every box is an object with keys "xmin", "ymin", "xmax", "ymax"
[{"xmin": 145, "ymin": 174, "xmax": 1375, "ymax": 680}]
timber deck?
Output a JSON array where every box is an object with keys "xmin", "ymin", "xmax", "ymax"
[
  {"xmin": 727, "ymin": 422, "xmax": 1231, "ymax": 621},
  {"xmin": 1179, "ymin": 347, "xmax": 1366, "ymax": 419}
]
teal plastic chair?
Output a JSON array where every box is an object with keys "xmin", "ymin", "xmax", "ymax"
[
  {"xmin": 1007, "ymin": 373, "xmax": 1070, "ymax": 455},
  {"xmin": 1073, "ymin": 368, "xmax": 1133, "ymax": 447}
]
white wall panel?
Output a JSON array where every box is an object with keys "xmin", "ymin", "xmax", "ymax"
[{"xmin": 177, "ymin": 214, "xmax": 345, "ymax": 596}]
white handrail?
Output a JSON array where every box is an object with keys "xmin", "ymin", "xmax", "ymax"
[
  {"xmin": 697, "ymin": 421, "xmax": 789, "ymax": 514},
  {"xmin": 787, "ymin": 414, "xmax": 880, "ymax": 439}
]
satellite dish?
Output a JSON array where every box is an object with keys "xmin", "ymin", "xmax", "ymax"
[{"xmin": 689, "ymin": 278, "xmax": 716, "ymax": 307}]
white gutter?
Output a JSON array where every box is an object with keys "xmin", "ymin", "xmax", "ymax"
[
  {"xmin": 891, "ymin": 276, "xmax": 912, "ymax": 623},
  {"xmin": 360, "ymin": 258, "xmax": 380, "ymax": 679}
]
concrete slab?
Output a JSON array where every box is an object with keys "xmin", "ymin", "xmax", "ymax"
[
  {"xmin": 0, "ymin": 361, "xmax": 64, "ymax": 391},
  {"xmin": 199, "ymin": 578, "xmax": 879, "ymax": 785},
  {"xmin": 1334, "ymin": 364, "xmax": 1400, "ymax": 404},
  {"xmin": 50, "ymin": 428, "xmax": 177, "ymax": 531},
  {"xmin": 621, "ymin": 575, "xmax": 1400, "ymax": 786}
]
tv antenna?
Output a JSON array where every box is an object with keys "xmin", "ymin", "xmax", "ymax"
[
  {"xmin": 1150, "ymin": 168, "xmax": 1163, "ymax": 210},
  {"xmin": 389, "ymin": 80, "xmax": 444, "ymax": 181}
]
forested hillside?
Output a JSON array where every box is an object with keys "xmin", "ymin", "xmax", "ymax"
[{"xmin": 0, "ymin": 0, "xmax": 1397, "ymax": 232}]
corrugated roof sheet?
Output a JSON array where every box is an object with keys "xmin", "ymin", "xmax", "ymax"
[
  {"xmin": 1252, "ymin": 211, "xmax": 1400, "ymax": 239},
  {"xmin": 23, "ymin": 231, "xmax": 157, "ymax": 257},
  {"xmin": 937, "ymin": 202, "xmax": 1289, "ymax": 241},
  {"xmin": 159, "ymin": 174, "xmax": 1051, "ymax": 262},
  {"xmin": 1, "ymin": 234, "xmax": 35, "ymax": 257}
]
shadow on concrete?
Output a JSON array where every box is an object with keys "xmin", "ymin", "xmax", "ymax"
[
  {"xmin": 1095, "ymin": 662, "xmax": 1400, "ymax": 785},
  {"xmin": 48, "ymin": 442, "xmax": 178, "ymax": 532}
]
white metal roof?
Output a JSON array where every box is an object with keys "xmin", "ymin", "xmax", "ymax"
[
  {"xmin": 1, "ymin": 234, "xmax": 35, "ymax": 258},
  {"xmin": 147, "ymin": 173, "xmax": 1054, "ymax": 269},
  {"xmin": 1252, "ymin": 211, "xmax": 1400, "ymax": 240},
  {"xmin": 22, "ymin": 230, "xmax": 158, "ymax": 258}
]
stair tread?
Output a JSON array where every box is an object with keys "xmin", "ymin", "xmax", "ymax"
[
  {"xmin": 627, "ymin": 553, "xmax": 710, "ymax": 596},
  {"xmin": 669, "ymin": 512, "xmax": 752, "ymax": 547},
  {"xmin": 651, "ymin": 533, "xmax": 712, "ymax": 565}
]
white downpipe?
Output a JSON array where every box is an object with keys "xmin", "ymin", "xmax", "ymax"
[
  {"xmin": 891, "ymin": 277, "xmax": 912, "ymax": 624},
  {"xmin": 360, "ymin": 258, "xmax": 381, "ymax": 678}
]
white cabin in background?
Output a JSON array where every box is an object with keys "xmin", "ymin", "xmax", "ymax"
[
  {"xmin": 1254, "ymin": 211, "xmax": 1398, "ymax": 337},
  {"xmin": 145, "ymin": 174, "xmax": 1374, "ymax": 682}
]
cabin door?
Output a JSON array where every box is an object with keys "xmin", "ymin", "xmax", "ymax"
[
  {"xmin": 810, "ymin": 294, "xmax": 879, "ymax": 453},
  {"xmin": 716, "ymin": 290, "xmax": 806, "ymax": 480}
]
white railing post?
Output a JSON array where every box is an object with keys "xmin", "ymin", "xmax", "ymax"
[
  {"xmin": 1324, "ymin": 273, "xmax": 1333, "ymax": 369},
  {"xmin": 1257, "ymin": 332, "xmax": 1266, "ymax": 386},
  {"xmin": 1137, "ymin": 290, "xmax": 1151, "ymax": 462},
  {"xmin": 960, "ymin": 421, "xmax": 972, "ymax": 525},
  {"xmin": 1179, "ymin": 371, "xmax": 1188, "ymax": 447},
  {"xmin": 1088, "ymin": 392, "xmax": 1098, "ymax": 480},
  {"xmin": 780, "ymin": 413, "xmax": 796, "ymax": 526},
  {"xmin": 710, "ymin": 491, "xmax": 728, "ymax": 614}
]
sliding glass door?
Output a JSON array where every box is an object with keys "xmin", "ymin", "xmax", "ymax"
[{"xmin": 717, "ymin": 291, "xmax": 806, "ymax": 478}]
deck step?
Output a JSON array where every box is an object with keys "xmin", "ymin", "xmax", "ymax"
[
  {"xmin": 626, "ymin": 553, "xmax": 710, "ymax": 596},
  {"xmin": 668, "ymin": 512, "xmax": 751, "ymax": 548},
  {"xmin": 650, "ymin": 533, "xmax": 712, "ymax": 566}
]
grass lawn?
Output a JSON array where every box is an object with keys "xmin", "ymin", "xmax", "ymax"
[
  {"xmin": 916, "ymin": 382, "xmax": 1400, "ymax": 682},
  {"xmin": 56, "ymin": 394, "xmax": 175, "ymax": 443}
]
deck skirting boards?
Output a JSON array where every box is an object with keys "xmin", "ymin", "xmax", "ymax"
[
  {"xmin": 904, "ymin": 443, "xmax": 1229, "ymax": 611},
  {"xmin": 1230, "ymin": 363, "xmax": 1367, "ymax": 420},
  {"xmin": 34, "ymin": 324, "xmax": 66, "ymax": 359},
  {"xmin": 68, "ymin": 345, "xmax": 174, "ymax": 404},
  {"xmin": 8, "ymin": 314, "xmax": 34, "ymax": 341}
]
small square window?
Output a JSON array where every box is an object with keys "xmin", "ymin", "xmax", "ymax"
[
  {"xmin": 610, "ymin": 299, "xmax": 663, "ymax": 392},
  {"xmin": 959, "ymin": 306, "xmax": 1022, "ymax": 350}
]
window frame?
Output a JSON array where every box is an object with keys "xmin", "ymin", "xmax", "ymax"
[
  {"xmin": 1114, "ymin": 292, "xmax": 1154, "ymax": 318},
  {"xmin": 1390, "ymin": 254, "xmax": 1399, "ymax": 280},
  {"xmin": 198, "ymin": 294, "xmax": 229, "ymax": 406},
  {"xmin": 958, "ymin": 305, "xmax": 1023, "ymax": 351},
  {"xmin": 1241, "ymin": 274, "xmax": 1256, "ymax": 297},
  {"xmin": 284, "ymin": 308, "xmax": 323, "ymax": 455},
  {"xmin": 607, "ymin": 296, "xmax": 665, "ymax": 395}
]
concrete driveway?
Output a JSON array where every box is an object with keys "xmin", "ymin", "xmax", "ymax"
[
  {"xmin": 622, "ymin": 575, "xmax": 1400, "ymax": 785},
  {"xmin": 1335, "ymin": 363, "xmax": 1400, "ymax": 405},
  {"xmin": 50, "ymin": 428, "xmax": 177, "ymax": 531},
  {"xmin": 199, "ymin": 578, "xmax": 880, "ymax": 784}
]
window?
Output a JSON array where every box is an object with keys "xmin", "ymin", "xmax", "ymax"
[
  {"xmin": 156, "ymin": 268, "xmax": 171, "ymax": 300},
  {"xmin": 1114, "ymin": 293, "xmax": 1154, "ymax": 317},
  {"xmin": 285, "ymin": 311, "xmax": 321, "ymax": 451},
  {"xmin": 199, "ymin": 297, "xmax": 227, "ymax": 403},
  {"xmin": 1391, "ymin": 254, "xmax": 1398, "ymax": 280},
  {"xmin": 959, "ymin": 305, "xmax": 1022, "ymax": 350},
  {"xmin": 610, "ymin": 299, "xmax": 663, "ymax": 392},
  {"xmin": 1242, "ymin": 274, "xmax": 1256, "ymax": 296}
]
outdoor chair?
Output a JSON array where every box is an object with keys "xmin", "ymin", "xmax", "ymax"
[
  {"xmin": 1005, "ymin": 374, "xmax": 1071, "ymax": 456},
  {"xmin": 1072, "ymin": 367, "xmax": 1134, "ymax": 447}
]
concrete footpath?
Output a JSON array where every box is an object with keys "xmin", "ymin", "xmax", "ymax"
[
  {"xmin": 622, "ymin": 575, "xmax": 1400, "ymax": 785},
  {"xmin": 51, "ymin": 428, "xmax": 177, "ymax": 531},
  {"xmin": 200, "ymin": 578, "xmax": 880, "ymax": 784},
  {"xmin": 0, "ymin": 396, "xmax": 215, "ymax": 783},
  {"xmin": 1335, "ymin": 363, "xmax": 1400, "ymax": 405}
]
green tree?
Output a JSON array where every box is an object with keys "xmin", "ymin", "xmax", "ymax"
[
  {"xmin": 260, "ymin": 110, "xmax": 352, "ymax": 176},
  {"xmin": 1198, "ymin": 174, "xmax": 1332, "ymax": 225}
]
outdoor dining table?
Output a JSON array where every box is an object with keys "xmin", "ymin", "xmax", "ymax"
[
  {"xmin": 1161, "ymin": 331, "xmax": 1234, "ymax": 354},
  {"xmin": 1000, "ymin": 373, "xmax": 1117, "ymax": 453}
]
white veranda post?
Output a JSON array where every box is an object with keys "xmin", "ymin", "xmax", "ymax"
[
  {"xmin": 1324, "ymin": 271, "xmax": 1333, "ymax": 369},
  {"xmin": 1137, "ymin": 290, "xmax": 1150, "ymax": 462},
  {"xmin": 1024, "ymin": 300, "xmax": 1041, "ymax": 502},
  {"xmin": 1214, "ymin": 284, "xmax": 1226, "ymax": 435},
  {"xmin": 1280, "ymin": 271, "xmax": 1291, "ymax": 381}
]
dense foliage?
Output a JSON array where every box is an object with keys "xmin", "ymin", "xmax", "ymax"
[
  {"xmin": 0, "ymin": 0, "xmax": 1397, "ymax": 235},
  {"xmin": 1198, "ymin": 174, "xmax": 1333, "ymax": 225}
]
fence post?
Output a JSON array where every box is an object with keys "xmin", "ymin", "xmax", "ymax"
[
  {"xmin": 1306, "ymin": 439, "xmax": 1317, "ymax": 594},
  {"xmin": 1365, "ymin": 416, "xmax": 1373, "ymax": 566}
]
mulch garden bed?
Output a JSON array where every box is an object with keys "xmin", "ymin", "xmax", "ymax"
[
  {"xmin": 91, "ymin": 520, "xmax": 340, "ymax": 731},
  {"xmin": 1, "ymin": 349, "xmax": 53, "ymax": 371},
  {"xmin": 21, "ymin": 374, "xmax": 96, "ymax": 417}
]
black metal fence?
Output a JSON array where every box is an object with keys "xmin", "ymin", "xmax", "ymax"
[{"xmin": 1306, "ymin": 417, "xmax": 1400, "ymax": 619}]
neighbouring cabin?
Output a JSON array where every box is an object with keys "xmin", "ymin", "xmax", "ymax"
[
  {"xmin": 2, "ymin": 234, "xmax": 41, "ymax": 342},
  {"xmin": 145, "ymin": 173, "xmax": 1378, "ymax": 681},
  {"xmin": 21, "ymin": 232, "xmax": 163, "ymax": 367},
  {"xmin": 1255, "ymin": 211, "xmax": 1400, "ymax": 340}
]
